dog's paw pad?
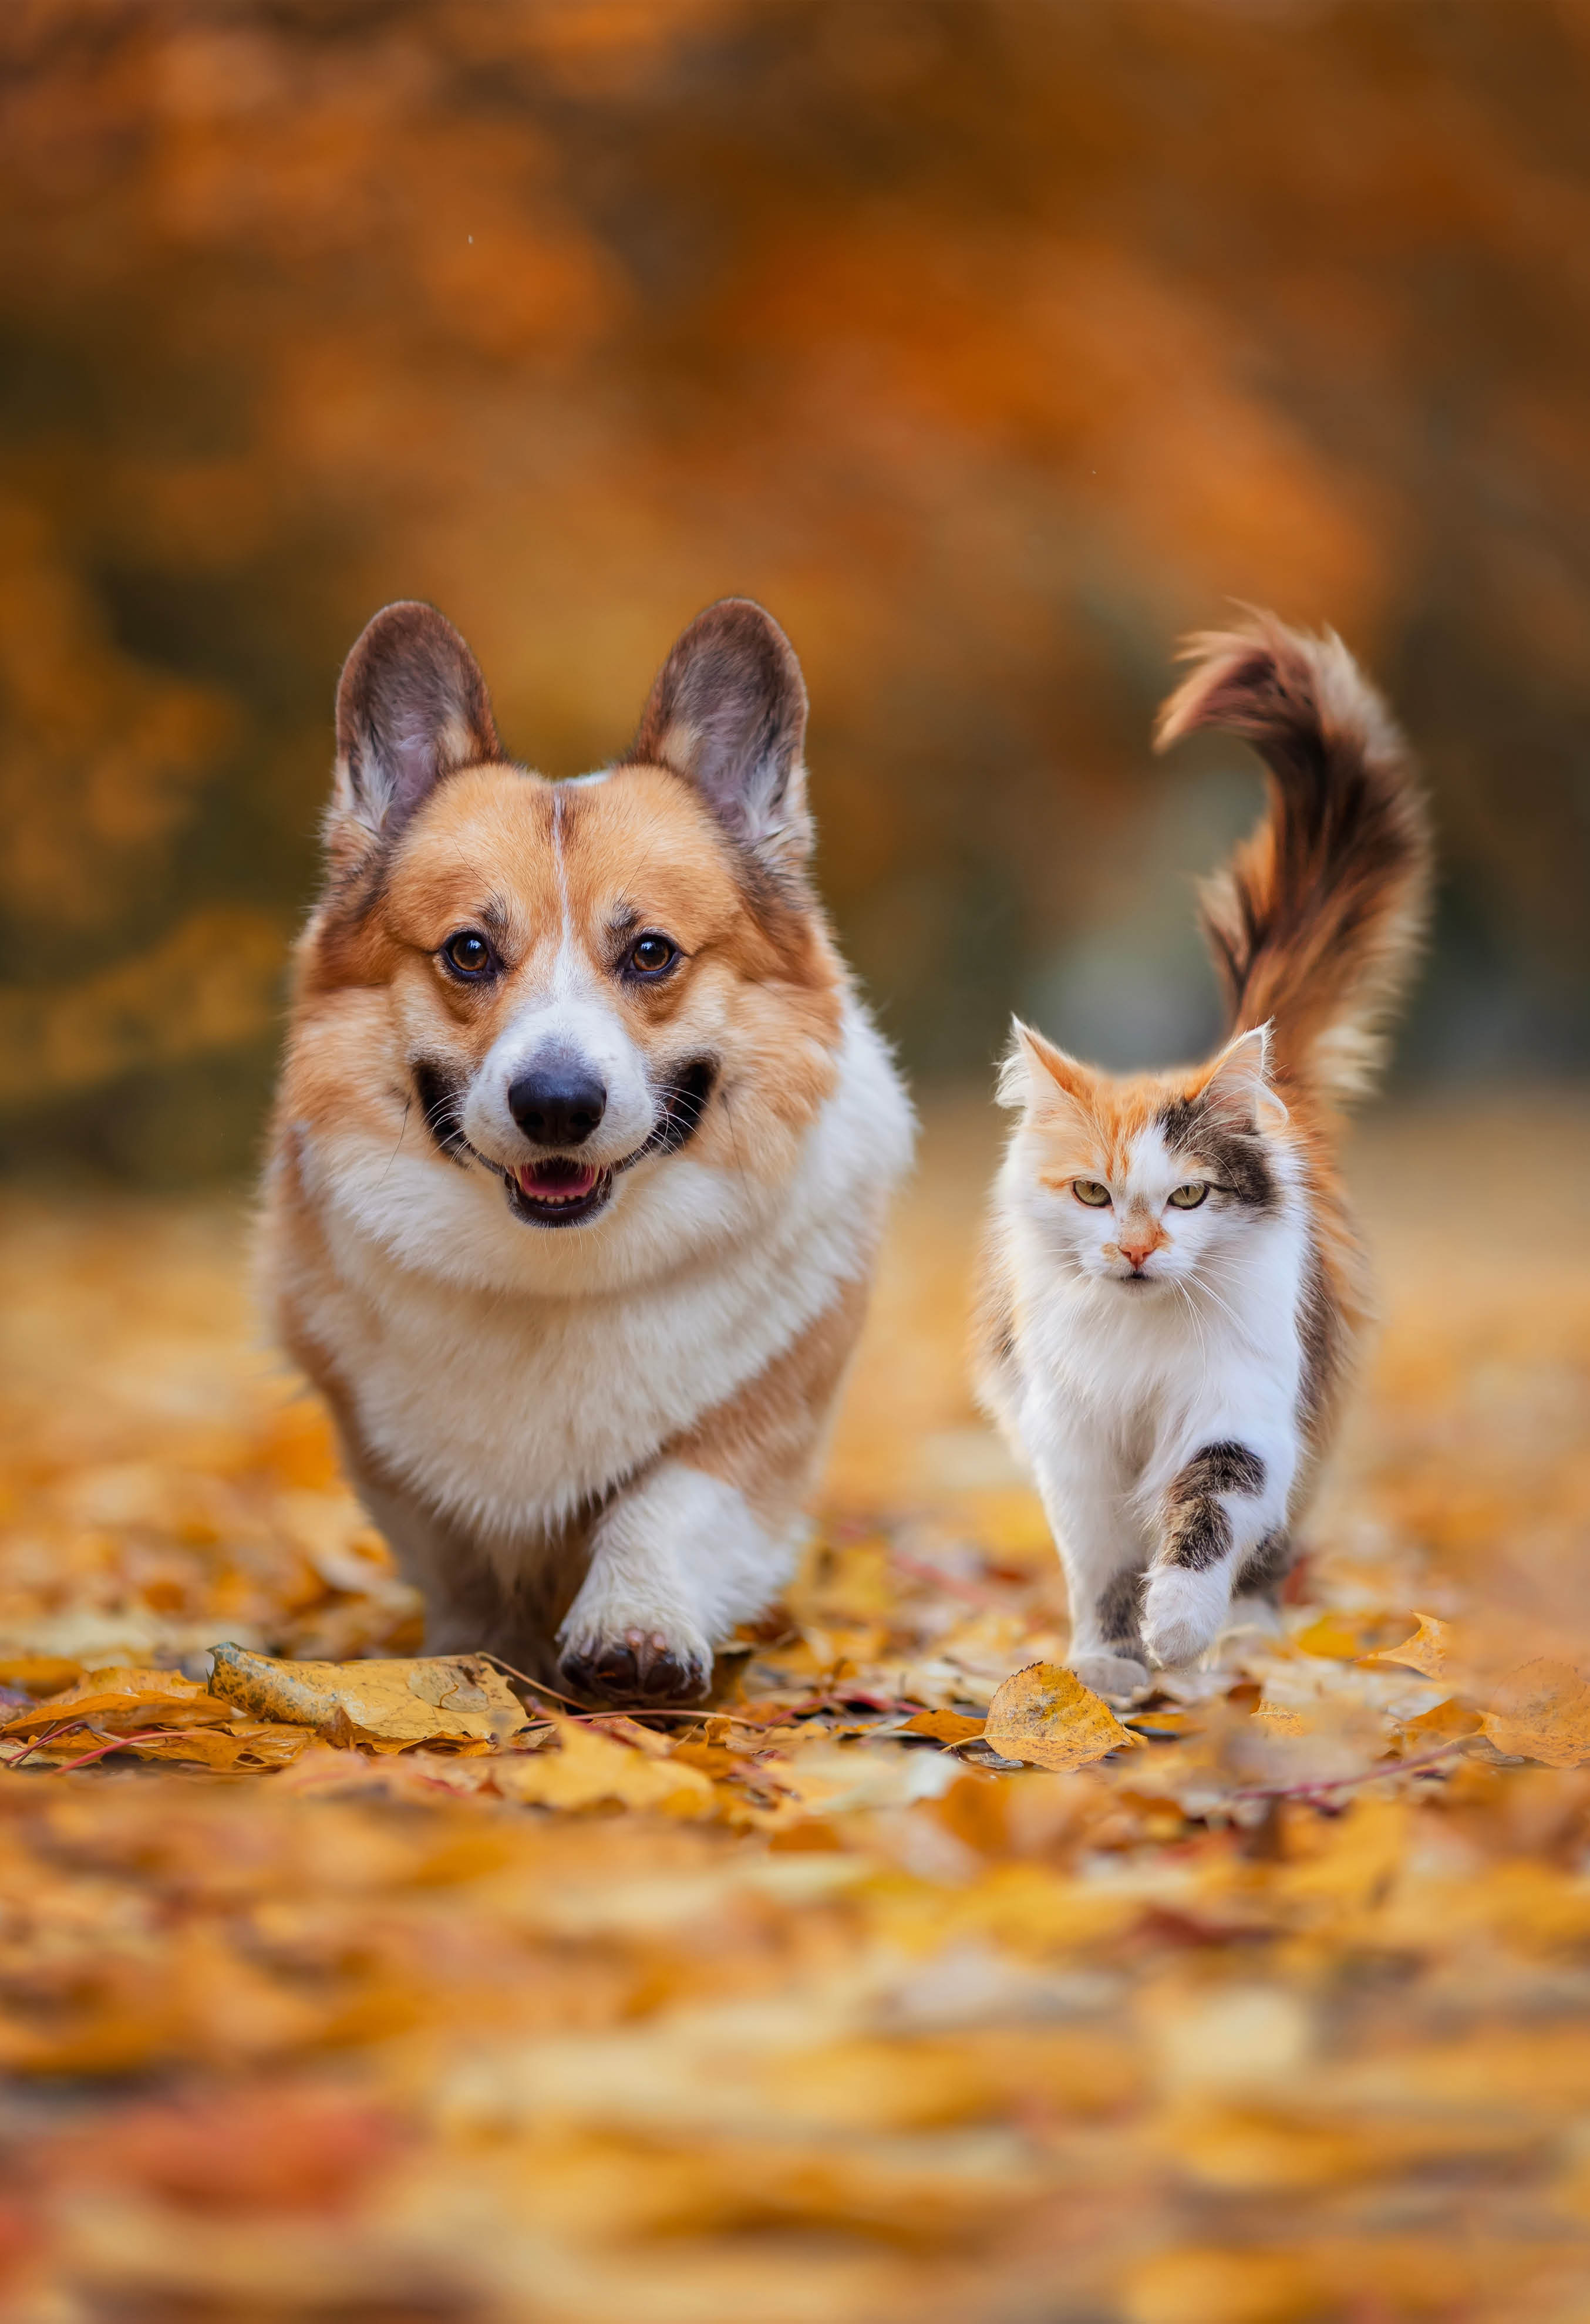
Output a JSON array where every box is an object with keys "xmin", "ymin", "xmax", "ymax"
[{"xmin": 560, "ymin": 1629, "xmax": 709, "ymax": 1707}]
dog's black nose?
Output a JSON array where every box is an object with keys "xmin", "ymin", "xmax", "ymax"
[{"xmin": 508, "ymin": 1067, "xmax": 607, "ymax": 1148}]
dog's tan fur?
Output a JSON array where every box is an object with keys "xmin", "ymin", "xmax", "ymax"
[{"xmin": 261, "ymin": 599, "xmax": 912, "ymax": 1703}]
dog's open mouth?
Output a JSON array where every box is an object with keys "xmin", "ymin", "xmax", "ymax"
[
  {"xmin": 481, "ymin": 1058, "xmax": 716, "ymax": 1232},
  {"xmin": 508, "ymin": 1158, "xmax": 614, "ymax": 1228}
]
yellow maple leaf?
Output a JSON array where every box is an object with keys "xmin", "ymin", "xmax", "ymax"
[{"xmin": 982, "ymin": 1662, "xmax": 1142, "ymax": 1771}]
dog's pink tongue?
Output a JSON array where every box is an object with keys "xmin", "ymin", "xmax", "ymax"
[{"xmin": 517, "ymin": 1160, "xmax": 599, "ymax": 1199}]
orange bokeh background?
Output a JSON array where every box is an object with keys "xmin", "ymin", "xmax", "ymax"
[{"xmin": 4, "ymin": 0, "xmax": 1588, "ymax": 1178}]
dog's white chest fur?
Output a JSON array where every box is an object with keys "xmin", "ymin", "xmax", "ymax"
[{"xmin": 286, "ymin": 1001, "xmax": 910, "ymax": 1546}]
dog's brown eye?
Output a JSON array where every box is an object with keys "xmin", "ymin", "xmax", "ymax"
[
  {"xmin": 1072, "ymin": 1180, "xmax": 1111, "ymax": 1208},
  {"xmin": 443, "ymin": 930, "xmax": 493, "ymax": 978},
  {"xmin": 629, "ymin": 934, "xmax": 676, "ymax": 976}
]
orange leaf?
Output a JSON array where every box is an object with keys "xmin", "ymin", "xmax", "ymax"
[
  {"xmin": 903, "ymin": 1709, "xmax": 986, "ymax": 1744},
  {"xmin": 1359, "ymin": 1612, "xmax": 1451, "ymax": 1679},
  {"xmin": 117, "ymin": 1723, "xmax": 314, "ymax": 1771},
  {"xmin": 0, "ymin": 1655, "xmax": 83, "ymax": 1695},
  {"xmin": 1, "ymin": 1669, "xmax": 235, "ymax": 1736}
]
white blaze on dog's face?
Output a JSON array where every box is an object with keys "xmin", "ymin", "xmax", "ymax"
[{"xmin": 298, "ymin": 598, "xmax": 845, "ymax": 1247}]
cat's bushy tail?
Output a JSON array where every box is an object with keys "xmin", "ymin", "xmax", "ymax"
[{"xmin": 1155, "ymin": 611, "xmax": 1432, "ymax": 1109}]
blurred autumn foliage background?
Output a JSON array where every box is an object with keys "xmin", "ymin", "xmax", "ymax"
[
  {"xmin": 5, "ymin": 0, "xmax": 1590, "ymax": 1182},
  {"xmin": 14, "ymin": 15, "xmax": 1590, "ymax": 2319}
]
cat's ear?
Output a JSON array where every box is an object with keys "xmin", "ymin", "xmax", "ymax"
[
  {"xmin": 627, "ymin": 598, "xmax": 811, "ymax": 874},
  {"xmin": 1195, "ymin": 1024, "xmax": 1288, "ymax": 1130},
  {"xmin": 998, "ymin": 1020, "xmax": 1097, "ymax": 1119},
  {"xmin": 331, "ymin": 602, "xmax": 501, "ymax": 851}
]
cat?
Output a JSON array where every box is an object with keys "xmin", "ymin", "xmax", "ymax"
[{"xmin": 975, "ymin": 613, "xmax": 1432, "ymax": 1699}]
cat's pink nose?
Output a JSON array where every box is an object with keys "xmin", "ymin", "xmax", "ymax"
[{"xmin": 1119, "ymin": 1235, "xmax": 1158, "ymax": 1268}]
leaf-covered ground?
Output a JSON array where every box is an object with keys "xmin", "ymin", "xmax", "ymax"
[{"xmin": 4, "ymin": 1094, "xmax": 1590, "ymax": 2324}]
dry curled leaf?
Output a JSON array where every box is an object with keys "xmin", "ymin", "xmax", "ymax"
[
  {"xmin": 207, "ymin": 1645, "xmax": 527, "ymax": 1752},
  {"xmin": 1, "ymin": 1668, "xmax": 235, "ymax": 1736},
  {"xmin": 1361, "ymin": 1612, "xmax": 1451, "ymax": 1679},
  {"xmin": 982, "ymin": 1662, "xmax": 1142, "ymax": 1771},
  {"xmin": 116, "ymin": 1723, "xmax": 314, "ymax": 1771}
]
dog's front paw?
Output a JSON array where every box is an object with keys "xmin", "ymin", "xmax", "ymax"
[
  {"xmin": 1140, "ymin": 1567, "xmax": 1227, "ymax": 1669},
  {"xmin": 559, "ymin": 1625, "xmax": 711, "ymax": 1707},
  {"xmin": 1068, "ymin": 1651, "xmax": 1152, "ymax": 1705}
]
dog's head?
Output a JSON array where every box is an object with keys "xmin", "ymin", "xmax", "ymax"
[{"xmin": 298, "ymin": 598, "xmax": 845, "ymax": 1245}]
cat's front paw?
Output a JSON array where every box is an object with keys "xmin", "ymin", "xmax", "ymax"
[
  {"xmin": 1069, "ymin": 1650, "xmax": 1152, "ymax": 1704},
  {"xmin": 559, "ymin": 1624, "xmax": 712, "ymax": 1707},
  {"xmin": 1140, "ymin": 1567, "xmax": 1227, "ymax": 1669}
]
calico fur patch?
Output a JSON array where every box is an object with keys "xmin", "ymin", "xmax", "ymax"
[{"xmin": 976, "ymin": 610, "xmax": 1430, "ymax": 1694}]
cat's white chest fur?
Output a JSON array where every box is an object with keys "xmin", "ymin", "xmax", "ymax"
[{"xmin": 988, "ymin": 1147, "xmax": 1311, "ymax": 1696}]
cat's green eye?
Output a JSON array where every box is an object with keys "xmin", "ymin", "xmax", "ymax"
[
  {"xmin": 1072, "ymin": 1179, "xmax": 1112, "ymax": 1208},
  {"xmin": 1168, "ymin": 1182, "xmax": 1209, "ymax": 1210}
]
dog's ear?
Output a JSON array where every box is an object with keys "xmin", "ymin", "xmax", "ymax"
[
  {"xmin": 331, "ymin": 602, "xmax": 501, "ymax": 850},
  {"xmin": 628, "ymin": 598, "xmax": 811, "ymax": 873}
]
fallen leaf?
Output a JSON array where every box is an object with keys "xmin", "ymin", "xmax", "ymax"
[
  {"xmin": 1394, "ymin": 1696, "xmax": 1483, "ymax": 1745},
  {"xmin": 1481, "ymin": 1660, "xmax": 1590, "ymax": 1767},
  {"xmin": 116, "ymin": 1723, "xmax": 314, "ymax": 1770},
  {"xmin": 1123, "ymin": 2244, "xmax": 1324, "ymax": 2324},
  {"xmin": 1125, "ymin": 1707, "xmax": 1200, "ymax": 1738},
  {"xmin": 1159, "ymin": 2096, "xmax": 1534, "ymax": 2192},
  {"xmin": 1, "ymin": 1668, "xmax": 235, "ymax": 1736},
  {"xmin": 902, "ymin": 1709, "xmax": 986, "ymax": 1743},
  {"xmin": 207, "ymin": 1645, "xmax": 528, "ymax": 1751},
  {"xmin": 668, "ymin": 1741, "xmax": 745, "ymax": 1777},
  {"xmin": 982, "ymin": 1662, "xmax": 1141, "ymax": 1771},
  {"xmin": 1295, "ymin": 1610, "xmax": 1377, "ymax": 1661},
  {"xmin": 1360, "ymin": 1612, "xmax": 1451, "ymax": 1678},
  {"xmin": 62, "ymin": 2087, "xmax": 398, "ymax": 2212},
  {"xmin": 490, "ymin": 1719, "xmax": 720, "ymax": 1815},
  {"xmin": 0, "ymin": 1654, "xmax": 82, "ymax": 1694}
]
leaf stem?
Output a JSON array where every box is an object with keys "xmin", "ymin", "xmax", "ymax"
[
  {"xmin": 1, "ymin": 1719, "xmax": 90, "ymax": 1769},
  {"xmin": 1230, "ymin": 1737, "xmax": 1471, "ymax": 1804},
  {"xmin": 50, "ymin": 1729, "xmax": 179, "ymax": 1774}
]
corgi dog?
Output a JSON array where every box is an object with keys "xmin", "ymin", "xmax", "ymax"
[
  {"xmin": 260, "ymin": 598, "xmax": 913, "ymax": 1703},
  {"xmin": 976, "ymin": 614, "xmax": 1431, "ymax": 1699}
]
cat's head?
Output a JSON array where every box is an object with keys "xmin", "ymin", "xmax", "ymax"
[{"xmin": 996, "ymin": 1021, "xmax": 1288, "ymax": 1291}]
